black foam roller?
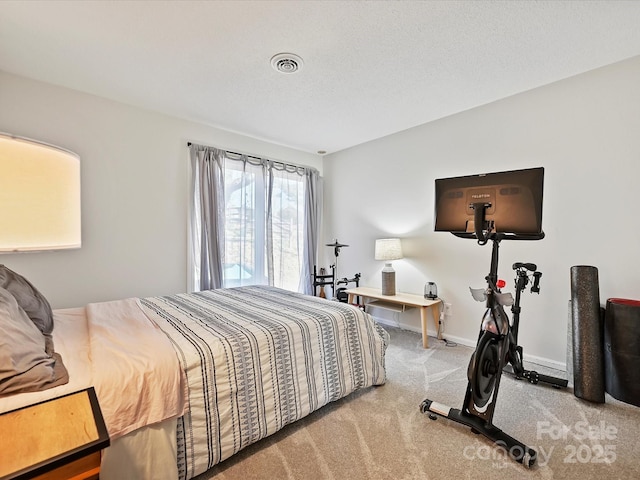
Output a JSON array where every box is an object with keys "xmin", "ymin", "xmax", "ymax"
[{"xmin": 570, "ymin": 265, "xmax": 605, "ymax": 403}]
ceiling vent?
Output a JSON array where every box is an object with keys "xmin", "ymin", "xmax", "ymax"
[{"xmin": 271, "ymin": 53, "xmax": 304, "ymax": 74}]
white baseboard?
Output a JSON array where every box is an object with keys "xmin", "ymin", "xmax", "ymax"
[
  {"xmin": 373, "ymin": 317, "xmax": 567, "ymax": 373},
  {"xmin": 375, "ymin": 317, "xmax": 424, "ymax": 334}
]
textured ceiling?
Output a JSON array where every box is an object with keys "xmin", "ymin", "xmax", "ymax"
[{"xmin": 2, "ymin": 1, "xmax": 640, "ymax": 154}]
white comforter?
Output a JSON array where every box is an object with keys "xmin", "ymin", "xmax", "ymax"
[{"xmin": 86, "ymin": 298, "xmax": 187, "ymax": 440}]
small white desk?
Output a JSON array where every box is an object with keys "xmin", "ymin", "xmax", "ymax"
[{"xmin": 345, "ymin": 287, "xmax": 442, "ymax": 348}]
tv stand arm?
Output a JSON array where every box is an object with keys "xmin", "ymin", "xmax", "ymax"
[{"xmin": 471, "ymin": 202, "xmax": 492, "ymax": 245}]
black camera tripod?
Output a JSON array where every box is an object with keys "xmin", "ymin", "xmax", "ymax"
[{"xmin": 420, "ymin": 232, "xmax": 567, "ymax": 468}]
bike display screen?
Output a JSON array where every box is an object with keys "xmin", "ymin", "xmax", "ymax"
[{"xmin": 434, "ymin": 167, "xmax": 544, "ymax": 236}]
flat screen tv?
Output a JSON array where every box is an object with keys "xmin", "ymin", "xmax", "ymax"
[{"xmin": 434, "ymin": 167, "xmax": 544, "ymax": 239}]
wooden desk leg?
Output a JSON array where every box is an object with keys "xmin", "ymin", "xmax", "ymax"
[
  {"xmin": 420, "ymin": 307, "xmax": 429, "ymax": 348},
  {"xmin": 348, "ymin": 293, "xmax": 354, "ymax": 304},
  {"xmin": 421, "ymin": 302, "xmax": 443, "ymax": 348}
]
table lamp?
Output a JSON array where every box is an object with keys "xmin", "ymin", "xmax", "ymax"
[
  {"xmin": 0, "ymin": 133, "xmax": 81, "ymax": 252},
  {"xmin": 375, "ymin": 238, "xmax": 403, "ymax": 296}
]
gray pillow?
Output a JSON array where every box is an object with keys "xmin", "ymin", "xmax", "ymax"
[
  {"xmin": 0, "ymin": 287, "xmax": 68, "ymax": 396},
  {"xmin": 0, "ymin": 265, "xmax": 54, "ymax": 352}
]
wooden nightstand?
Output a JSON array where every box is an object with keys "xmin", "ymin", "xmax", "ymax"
[{"xmin": 0, "ymin": 387, "xmax": 110, "ymax": 480}]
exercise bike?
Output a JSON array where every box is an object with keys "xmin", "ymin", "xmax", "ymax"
[{"xmin": 420, "ymin": 224, "xmax": 567, "ymax": 467}]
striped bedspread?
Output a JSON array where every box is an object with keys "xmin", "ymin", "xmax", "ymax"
[{"xmin": 139, "ymin": 285, "xmax": 388, "ymax": 480}]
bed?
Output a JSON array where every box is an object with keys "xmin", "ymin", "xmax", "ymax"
[{"xmin": 1, "ymin": 282, "xmax": 388, "ymax": 480}]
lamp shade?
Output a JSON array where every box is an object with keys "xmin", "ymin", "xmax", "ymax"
[
  {"xmin": 0, "ymin": 133, "xmax": 81, "ymax": 252},
  {"xmin": 374, "ymin": 238, "xmax": 403, "ymax": 261}
]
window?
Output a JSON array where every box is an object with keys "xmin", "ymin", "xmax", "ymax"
[{"xmin": 189, "ymin": 145, "xmax": 320, "ymax": 294}]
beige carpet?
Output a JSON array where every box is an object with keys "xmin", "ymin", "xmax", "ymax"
[{"xmin": 195, "ymin": 326, "xmax": 640, "ymax": 480}]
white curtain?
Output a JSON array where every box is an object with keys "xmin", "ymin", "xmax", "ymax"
[{"xmin": 189, "ymin": 144, "xmax": 321, "ymax": 293}]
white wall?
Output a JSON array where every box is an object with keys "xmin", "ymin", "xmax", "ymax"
[
  {"xmin": 323, "ymin": 55, "xmax": 640, "ymax": 368},
  {"xmin": 3, "ymin": 55, "xmax": 639, "ymax": 367},
  {"xmin": 0, "ymin": 71, "xmax": 321, "ymax": 309}
]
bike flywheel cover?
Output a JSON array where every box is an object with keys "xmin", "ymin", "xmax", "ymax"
[{"xmin": 469, "ymin": 330, "xmax": 501, "ymax": 410}]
